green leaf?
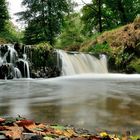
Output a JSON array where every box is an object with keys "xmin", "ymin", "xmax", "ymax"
[
  {"xmin": 130, "ymin": 136, "xmax": 140, "ymax": 140},
  {"xmin": 50, "ymin": 125, "xmax": 66, "ymax": 130},
  {"xmin": 43, "ymin": 136, "xmax": 55, "ymax": 140}
]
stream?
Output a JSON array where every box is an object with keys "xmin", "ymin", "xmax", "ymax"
[{"xmin": 0, "ymin": 73, "xmax": 140, "ymax": 134}]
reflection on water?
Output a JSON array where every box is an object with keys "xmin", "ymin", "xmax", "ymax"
[{"xmin": 0, "ymin": 74, "xmax": 140, "ymax": 134}]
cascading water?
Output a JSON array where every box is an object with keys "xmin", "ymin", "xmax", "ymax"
[
  {"xmin": 57, "ymin": 50, "xmax": 108, "ymax": 76},
  {"xmin": 0, "ymin": 44, "xmax": 30, "ymax": 79},
  {"xmin": 18, "ymin": 59, "xmax": 30, "ymax": 78}
]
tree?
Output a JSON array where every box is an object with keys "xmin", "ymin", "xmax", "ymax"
[
  {"xmin": 55, "ymin": 13, "xmax": 85, "ymax": 49},
  {"xmin": 17, "ymin": 0, "xmax": 73, "ymax": 45},
  {"xmin": 81, "ymin": 0, "xmax": 104, "ymax": 34},
  {"xmin": 81, "ymin": 0, "xmax": 140, "ymax": 36},
  {"xmin": 23, "ymin": 20, "xmax": 46, "ymax": 45},
  {"xmin": 0, "ymin": 0, "xmax": 9, "ymax": 31}
]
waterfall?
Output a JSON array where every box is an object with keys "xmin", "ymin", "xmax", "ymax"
[
  {"xmin": 57, "ymin": 50, "xmax": 108, "ymax": 76},
  {"xmin": 18, "ymin": 59, "xmax": 30, "ymax": 78},
  {"xmin": 14, "ymin": 67, "xmax": 22, "ymax": 78},
  {"xmin": 0, "ymin": 44, "xmax": 30, "ymax": 79}
]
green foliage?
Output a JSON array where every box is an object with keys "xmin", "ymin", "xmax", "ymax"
[
  {"xmin": 108, "ymin": 49, "xmax": 135, "ymax": 72},
  {"xmin": 23, "ymin": 20, "xmax": 46, "ymax": 45},
  {"xmin": 55, "ymin": 13, "xmax": 85, "ymax": 49},
  {"xmin": 0, "ymin": 0, "xmax": 22, "ymax": 43},
  {"xmin": 18, "ymin": 0, "xmax": 73, "ymax": 45},
  {"xmin": 87, "ymin": 43, "xmax": 110, "ymax": 54},
  {"xmin": 35, "ymin": 42, "xmax": 52, "ymax": 50},
  {"xmin": 0, "ymin": 0, "xmax": 9, "ymax": 31},
  {"xmin": 81, "ymin": 0, "xmax": 140, "ymax": 36},
  {"xmin": 129, "ymin": 58, "xmax": 140, "ymax": 73},
  {"xmin": 104, "ymin": 0, "xmax": 140, "ymax": 24},
  {"xmin": 81, "ymin": 3, "xmax": 98, "ymax": 35},
  {"xmin": 130, "ymin": 135, "xmax": 140, "ymax": 140},
  {"xmin": 31, "ymin": 42, "xmax": 57, "ymax": 71},
  {"xmin": 0, "ymin": 21, "xmax": 23, "ymax": 43}
]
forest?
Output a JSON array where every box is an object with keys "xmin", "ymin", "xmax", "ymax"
[
  {"xmin": 0, "ymin": 0, "xmax": 140, "ymax": 73},
  {"xmin": 0, "ymin": 0, "xmax": 140, "ymax": 139}
]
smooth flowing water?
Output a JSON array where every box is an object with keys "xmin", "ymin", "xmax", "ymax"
[
  {"xmin": 0, "ymin": 47, "xmax": 140, "ymax": 134},
  {"xmin": 0, "ymin": 74, "xmax": 140, "ymax": 134},
  {"xmin": 57, "ymin": 50, "xmax": 108, "ymax": 75}
]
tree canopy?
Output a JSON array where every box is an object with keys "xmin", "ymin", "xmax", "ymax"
[
  {"xmin": 81, "ymin": 0, "xmax": 140, "ymax": 36},
  {"xmin": 0, "ymin": 0, "xmax": 9, "ymax": 31},
  {"xmin": 17, "ymin": 0, "xmax": 73, "ymax": 45},
  {"xmin": 55, "ymin": 13, "xmax": 85, "ymax": 49}
]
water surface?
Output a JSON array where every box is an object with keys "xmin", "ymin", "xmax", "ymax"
[{"xmin": 0, "ymin": 73, "xmax": 140, "ymax": 134}]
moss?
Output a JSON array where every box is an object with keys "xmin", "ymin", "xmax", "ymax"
[
  {"xmin": 129, "ymin": 58, "xmax": 140, "ymax": 73},
  {"xmin": 0, "ymin": 37, "xmax": 7, "ymax": 44},
  {"xmin": 35, "ymin": 42, "xmax": 53, "ymax": 50},
  {"xmin": 87, "ymin": 43, "xmax": 110, "ymax": 54}
]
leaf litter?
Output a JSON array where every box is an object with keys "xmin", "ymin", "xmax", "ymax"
[{"xmin": 0, "ymin": 116, "xmax": 139, "ymax": 140}]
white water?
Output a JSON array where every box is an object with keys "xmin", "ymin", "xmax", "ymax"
[
  {"xmin": 8, "ymin": 45, "xmax": 18, "ymax": 64},
  {"xmin": 18, "ymin": 59, "xmax": 30, "ymax": 78},
  {"xmin": 0, "ymin": 73, "xmax": 140, "ymax": 134},
  {"xmin": 0, "ymin": 48, "xmax": 140, "ymax": 134},
  {"xmin": 57, "ymin": 50, "xmax": 108, "ymax": 75},
  {"xmin": 0, "ymin": 44, "xmax": 30, "ymax": 78},
  {"xmin": 14, "ymin": 67, "xmax": 22, "ymax": 78}
]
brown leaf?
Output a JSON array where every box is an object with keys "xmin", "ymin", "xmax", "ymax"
[
  {"xmin": 24, "ymin": 123, "xmax": 47, "ymax": 135},
  {"xmin": 53, "ymin": 128, "xmax": 76, "ymax": 138},
  {"xmin": 0, "ymin": 118, "xmax": 5, "ymax": 123},
  {"xmin": 16, "ymin": 119, "xmax": 34, "ymax": 126},
  {"xmin": 0, "ymin": 126, "xmax": 8, "ymax": 131},
  {"xmin": 5, "ymin": 124, "xmax": 23, "ymax": 140}
]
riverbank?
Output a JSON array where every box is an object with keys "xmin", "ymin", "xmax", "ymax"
[
  {"xmin": 64, "ymin": 16, "xmax": 140, "ymax": 73},
  {"xmin": 0, "ymin": 116, "xmax": 139, "ymax": 140}
]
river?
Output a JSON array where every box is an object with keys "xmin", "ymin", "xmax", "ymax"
[{"xmin": 0, "ymin": 73, "xmax": 140, "ymax": 134}]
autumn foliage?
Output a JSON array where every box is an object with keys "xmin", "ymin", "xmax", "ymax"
[{"xmin": 0, "ymin": 117, "xmax": 139, "ymax": 140}]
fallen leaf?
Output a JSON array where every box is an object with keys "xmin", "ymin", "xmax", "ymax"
[
  {"xmin": 16, "ymin": 119, "xmax": 34, "ymax": 126},
  {"xmin": 63, "ymin": 130, "xmax": 73, "ymax": 137},
  {"xmin": 0, "ymin": 118, "xmax": 5, "ymax": 123},
  {"xmin": 100, "ymin": 132, "xmax": 108, "ymax": 137},
  {"xmin": 5, "ymin": 124, "xmax": 23, "ymax": 139},
  {"xmin": 43, "ymin": 136, "xmax": 55, "ymax": 140},
  {"xmin": 24, "ymin": 123, "xmax": 48, "ymax": 135},
  {"xmin": 2, "ymin": 117, "xmax": 16, "ymax": 126},
  {"xmin": 65, "ymin": 129, "xmax": 76, "ymax": 137},
  {"xmin": 0, "ymin": 126, "xmax": 7, "ymax": 131},
  {"xmin": 50, "ymin": 125, "xmax": 66, "ymax": 130},
  {"xmin": 54, "ymin": 129, "xmax": 63, "ymax": 135}
]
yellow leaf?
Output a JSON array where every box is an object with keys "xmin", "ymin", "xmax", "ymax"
[
  {"xmin": 63, "ymin": 131, "xmax": 72, "ymax": 137},
  {"xmin": 63, "ymin": 129, "xmax": 76, "ymax": 137},
  {"xmin": 54, "ymin": 129, "xmax": 63, "ymax": 135},
  {"xmin": 100, "ymin": 132, "xmax": 108, "ymax": 137}
]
